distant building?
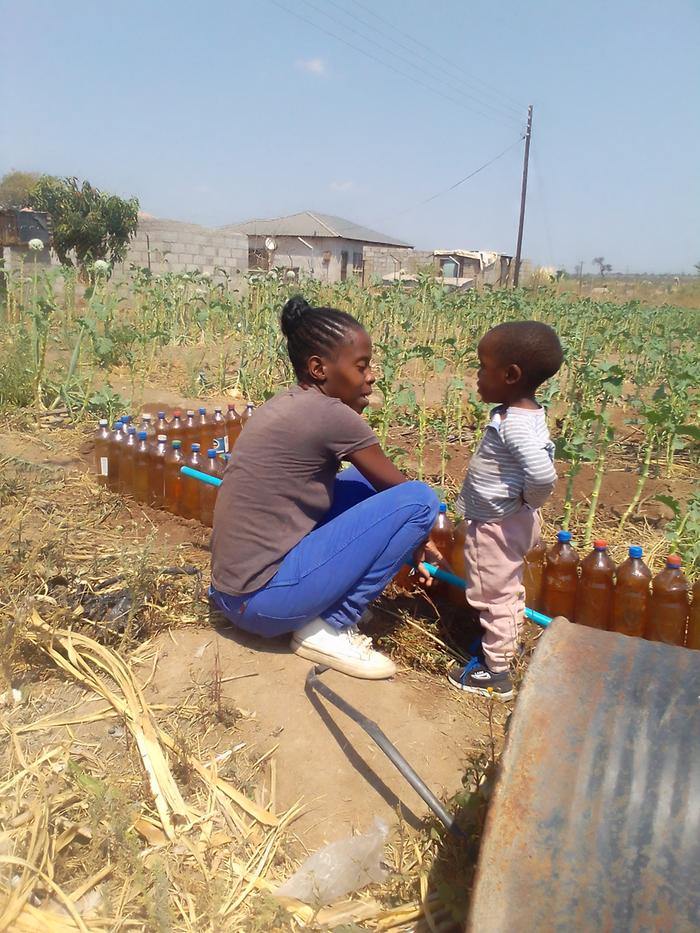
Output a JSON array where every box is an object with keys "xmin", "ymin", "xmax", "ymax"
[
  {"xmin": 363, "ymin": 245, "xmax": 513, "ymax": 289},
  {"xmin": 223, "ymin": 211, "xmax": 411, "ymax": 283}
]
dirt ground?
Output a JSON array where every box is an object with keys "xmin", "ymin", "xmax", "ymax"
[{"xmin": 1, "ymin": 418, "xmax": 497, "ymax": 854}]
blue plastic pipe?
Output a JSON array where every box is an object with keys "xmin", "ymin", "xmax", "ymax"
[
  {"xmin": 181, "ymin": 465, "xmax": 553, "ymax": 629},
  {"xmin": 181, "ymin": 465, "xmax": 223, "ymax": 487}
]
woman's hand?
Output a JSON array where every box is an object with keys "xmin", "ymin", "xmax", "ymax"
[{"xmin": 414, "ymin": 539, "xmax": 453, "ymax": 587}]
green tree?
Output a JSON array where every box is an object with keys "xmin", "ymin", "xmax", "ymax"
[
  {"xmin": 0, "ymin": 170, "xmax": 42, "ymax": 208},
  {"xmin": 30, "ymin": 176, "xmax": 139, "ymax": 278}
]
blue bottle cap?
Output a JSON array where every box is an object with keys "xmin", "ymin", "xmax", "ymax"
[
  {"xmin": 157, "ymin": 410, "xmax": 166, "ymax": 418},
  {"xmin": 439, "ymin": 503, "xmax": 447, "ymax": 513},
  {"xmin": 138, "ymin": 431, "xmax": 147, "ymax": 440},
  {"xmin": 629, "ymin": 546, "xmax": 643, "ymax": 559},
  {"xmin": 198, "ymin": 407, "xmax": 206, "ymax": 414},
  {"xmin": 191, "ymin": 443, "xmax": 201, "ymax": 451},
  {"xmin": 207, "ymin": 449, "xmax": 217, "ymax": 457},
  {"xmin": 557, "ymin": 530, "xmax": 572, "ymax": 542},
  {"xmin": 172, "ymin": 440, "xmax": 181, "ymax": 448},
  {"xmin": 223, "ymin": 453, "xmax": 232, "ymax": 462},
  {"xmin": 127, "ymin": 426, "xmax": 136, "ymax": 434}
]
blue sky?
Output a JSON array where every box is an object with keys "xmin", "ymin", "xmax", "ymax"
[{"xmin": 2, "ymin": 0, "xmax": 698, "ymax": 273}]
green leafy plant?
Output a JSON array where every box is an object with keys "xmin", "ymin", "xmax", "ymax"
[{"xmin": 30, "ymin": 175, "xmax": 138, "ymax": 280}]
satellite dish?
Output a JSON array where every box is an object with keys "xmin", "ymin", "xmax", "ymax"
[{"xmin": 265, "ymin": 237, "xmax": 277, "ymax": 252}]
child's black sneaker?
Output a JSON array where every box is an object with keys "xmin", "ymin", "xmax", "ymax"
[{"xmin": 447, "ymin": 657, "xmax": 513, "ymax": 700}]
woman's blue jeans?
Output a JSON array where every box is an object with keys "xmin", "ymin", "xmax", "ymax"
[{"xmin": 209, "ymin": 467, "xmax": 438, "ymax": 636}]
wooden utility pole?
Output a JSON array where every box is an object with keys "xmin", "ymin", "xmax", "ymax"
[{"xmin": 513, "ymin": 104, "xmax": 533, "ymax": 288}]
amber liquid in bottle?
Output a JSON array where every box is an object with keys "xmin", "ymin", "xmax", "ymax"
[
  {"xmin": 225, "ymin": 404, "xmax": 242, "ymax": 452},
  {"xmin": 646, "ymin": 556, "xmax": 689, "ymax": 646},
  {"xmin": 148, "ymin": 435, "xmax": 168, "ymax": 508},
  {"xmin": 541, "ymin": 531, "xmax": 579, "ymax": 621},
  {"xmin": 164, "ymin": 440, "xmax": 184, "ymax": 515},
  {"xmin": 523, "ymin": 541, "xmax": 546, "ymax": 613},
  {"xmin": 199, "ymin": 449, "xmax": 221, "ymax": 528},
  {"xmin": 118, "ymin": 427, "xmax": 137, "ymax": 496},
  {"xmin": 180, "ymin": 444, "xmax": 202, "ymax": 520},
  {"xmin": 576, "ymin": 539, "xmax": 615, "ymax": 630},
  {"xmin": 609, "ymin": 547, "xmax": 651, "ymax": 638},
  {"xmin": 132, "ymin": 432, "xmax": 151, "ymax": 503}
]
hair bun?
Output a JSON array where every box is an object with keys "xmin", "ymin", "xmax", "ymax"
[{"xmin": 280, "ymin": 295, "xmax": 311, "ymax": 337}]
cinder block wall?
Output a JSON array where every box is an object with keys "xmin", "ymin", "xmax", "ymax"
[
  {"xmin": 118, "ymin": 217, "xmax": 248, "ymax": 279},
  {"xmin": 363, "ymin": 246, "xmax": 433, "ymax": 281},
  {"xmin": 3, "ymin": 217, "xmax": 249, "ymax": 282}
]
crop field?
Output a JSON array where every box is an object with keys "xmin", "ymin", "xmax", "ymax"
[{"xmin": 1, "ymin": 265, "xmax": 698, "ymax": 931}]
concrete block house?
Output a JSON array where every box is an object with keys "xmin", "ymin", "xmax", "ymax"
[{"xmin": 222, "ymin": 211, "xmax": 411, "ymax": 283}]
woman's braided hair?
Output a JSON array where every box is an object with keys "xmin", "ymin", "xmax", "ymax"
[{"xmin": 281, "ymin": 295, "xmax": 363, "ymax": 380}]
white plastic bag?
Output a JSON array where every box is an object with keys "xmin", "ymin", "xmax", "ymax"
[{"xmin": 274, "ymin": 818, "xmax": 389, "ymax": 906}]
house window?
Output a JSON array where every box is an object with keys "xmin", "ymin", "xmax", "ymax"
[{"xmin": 248, "ymin": 248, "xmax": 267, "ymax": 270}]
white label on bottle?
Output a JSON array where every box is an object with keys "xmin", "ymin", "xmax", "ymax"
[
  {"xmin": 224, "ymin": 437, "xmax": 230, "ymax": 453},
  {"xmin": 100, "ymin": 457, "xmax": 109, "ymax": 476}
]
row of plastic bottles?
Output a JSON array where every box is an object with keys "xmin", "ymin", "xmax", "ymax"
[
  {"xmin": 396, "ymin": 514, "xmax": 699, "ymax": 651},
  {"xmin": 520, "ymin": 531, "xmax": 700, "ymax": 648},
  {"xmin": 92, "ymin": 404, "xmax": 254, "ymax": 526}
]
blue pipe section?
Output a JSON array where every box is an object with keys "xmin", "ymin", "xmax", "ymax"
[{"xmin": 181, "ymin": 465, "xmax": 553, "ymax": 629}]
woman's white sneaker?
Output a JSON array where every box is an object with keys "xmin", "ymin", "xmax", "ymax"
[{"xmin": 291, "ymin": 618, "xmax": 396, "ymax": 679}]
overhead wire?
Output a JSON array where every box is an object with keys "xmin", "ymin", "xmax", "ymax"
[
  {"xmin": 306, "ymin": 0, "xmax": 523, "ymax": 124},
  {"xmin": 266, "ymin": 0, "xmax": 521, "ymax": 129},
  {"xmin": 374, "ymin": 135, "xmax": 524, "ymax": 225},
  {"xmin": 348, "ymin": 0, "xmax": 527, "ymax": 115}
]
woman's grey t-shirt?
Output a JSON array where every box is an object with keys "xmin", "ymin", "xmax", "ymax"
[{"xmin": 211, "ymin": 384, "xmax": 378, "ymax": 595}]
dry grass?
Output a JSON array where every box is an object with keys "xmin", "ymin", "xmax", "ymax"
[{"xmin": 1, "ymin": 422, "xmax": 496, "ymax": 931}]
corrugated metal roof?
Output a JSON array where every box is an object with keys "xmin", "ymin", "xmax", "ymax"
[{"xmin": 221, "ymin": 211, "xmax": 411, "ymax": 248}]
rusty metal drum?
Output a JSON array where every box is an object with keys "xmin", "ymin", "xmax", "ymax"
[{"xmin": 468, "ymin": 618, "xmax": 700, "ymax": 932}]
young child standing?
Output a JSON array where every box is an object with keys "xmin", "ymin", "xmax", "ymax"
[{"xmin": 448, "ymin": 320, "xmax": 564, "ymax": 700}]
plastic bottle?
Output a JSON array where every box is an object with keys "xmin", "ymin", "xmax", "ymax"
[
  {"xmin": 133, "ymin": 431, "xmax": 151, "ymax": 503},
  {"xmin": 155, "ymin": 411, "xmax": 170, "ymax": 439},
  {"xmin": 107, "ymin": 420, "xmax": 125, "ymax": 492},
  {"xmin": 225, "ymin": 403, "xmax": 242, "ymax": 452},
  {"xmin": 195, "ymin": 407, "xmax": 210, "ymax": 451},
  {"xmin": 575, "ymin": 539, "xmax": 615, "ymax": 630},
  {"xmin": 609, "ymin": 546, "xmax": 651, "ymax": 638},
  {"xmin": 94, "ymin": 419, "xmax": 111, "ymax": 486},
  {"xmin": 119, "ymin": 427, "xmax": 138, "ymax": 496},
  {"xmin": 164, "ymin": 440, "xmax": 184, "ymax": 515},
  {"xmin": 168, "ymin": 409, "xmax": 184, "ymax": 444},
  {"xmin": 646, "ymin": 555, "xmax": 689, "ymax": 646},
  {"xmin": 180, "ymin": 444, "xmax": 202, "ymax": 520},
  {"xmin": 523, "ymin": 541, "xmax": 546, "ymax": 613},
  {"xmin": 148, "ymin": 434, "xmax": 168, "ymax": 509},
  {"xmin": 199, "ymin": 449, "xmax": 221, "ymax": 527},
  {"xmin": 241, "ymin": 402, "xmax": 255, "ymax": 428},
  {"xmin": 211, "ymin": 406, "xmax": 226, "ymax": 452},
  {"xmin": 541, "ymin": 531, "xmax": 580, "ymax": 621},
  {"xmin": 686, "ymin": 580, "xmax": 700, "ymax": 650},
  {"xmin": 139, "ymin": 413, "xmax": 155, "ymax": 442},
  {"xmin": 428, "ymin": 504, "xmax": 454, "ymax": 596},
  {"xmin": 183, "ymin": 410, "xmax": 196, "ymax": 447},
  {"xmin": 448, "ymin": 519, "xmax": 468, "ymax": 607}
]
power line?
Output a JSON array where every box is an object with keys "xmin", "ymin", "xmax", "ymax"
[
  {"xmin": 266, "ymin": 0, "xmax": 521, "ymax": 129},
  {"xmin": 348, "ymin": 0, "xmax": 527, "ymax": 115},
  {"xmin": 314, "ymin": 0, "xmax": 523, "ymax": 124},
  {"xmin": 375, "ymin": 136, "xmax": 523, "ymax": 225}
]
